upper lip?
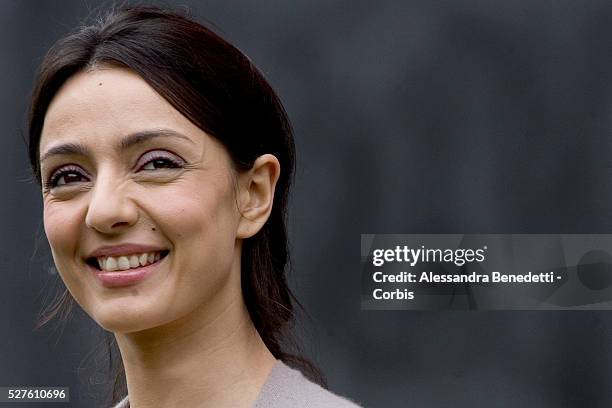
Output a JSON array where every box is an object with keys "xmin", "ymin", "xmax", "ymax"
[{"xmin": 86, "ymin": 243, "xmax": 168, "ymax": 259}]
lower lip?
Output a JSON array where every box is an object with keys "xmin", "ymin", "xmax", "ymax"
[{"xmin": 89, "ymin": 254, "xmax": 168, "ymax": 288}]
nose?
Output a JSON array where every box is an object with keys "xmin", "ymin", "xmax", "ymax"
[{"xmin": 85, "ymin": 172, "xmax": 139, "ymax": 234}]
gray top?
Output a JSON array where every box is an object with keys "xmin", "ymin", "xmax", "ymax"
[{"xmin": 110, "ymin": 360, "xmax": 362, "ymax": 407}]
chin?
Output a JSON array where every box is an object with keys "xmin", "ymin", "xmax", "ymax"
[{"xmin": 90, "ymin": 301, "xmax": 166, "ymax": 334}]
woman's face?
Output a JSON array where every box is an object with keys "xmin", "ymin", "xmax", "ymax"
[{"xmin": 39, "ymin": 67, "xmax": 245, "ymax": 333}]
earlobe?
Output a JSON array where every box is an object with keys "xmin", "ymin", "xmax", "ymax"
[{"xmin": 236, "ymin": 154, "xmax": 280, "ymax": 239}]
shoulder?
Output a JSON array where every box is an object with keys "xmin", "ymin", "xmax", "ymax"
[
  {"xmin": 253, "ymin": 360, "xmax": 363, "ymax": 408},
  {"xmin": 110, "ymin": 361, "xmax": 363, "ymax": 408}
]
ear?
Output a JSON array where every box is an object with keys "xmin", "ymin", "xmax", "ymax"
[{"xmin": 236, "ymin": 154, "xmax": 281, "ymax": 239}]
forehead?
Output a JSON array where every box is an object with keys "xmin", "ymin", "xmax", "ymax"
[{"xmin": 40, "ymin": 67, "xmax": 195, "ymax": 153}]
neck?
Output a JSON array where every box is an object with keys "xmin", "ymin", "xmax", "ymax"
[{"xmin": 114, "ymin": 289, "xmax": 277, "ymax": 408}]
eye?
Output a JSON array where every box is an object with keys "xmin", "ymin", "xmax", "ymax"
[
  {"xmin": 141, "ymin": 158, "xmax": 180, "ymax": 170},
  {"xmin": 44, "ymin": 165, "xmax": 88, "ymax": 190},
  {"xmin": 138, "ymin": 151, "xmax": 184, "ymax": 171}
]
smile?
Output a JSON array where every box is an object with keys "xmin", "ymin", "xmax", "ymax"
[{"xmin": 87, "ymin": 250, "xmax": 170, "ymax": 272}]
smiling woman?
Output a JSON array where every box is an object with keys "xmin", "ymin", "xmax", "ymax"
[{"xmin": 27, "ymin": 5, "xmax": 361, "ymax": 408}]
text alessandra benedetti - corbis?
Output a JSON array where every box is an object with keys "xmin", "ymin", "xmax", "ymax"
[{"xmin": 373, "ymin": 271, "xmax": 557, "ymax": 283}]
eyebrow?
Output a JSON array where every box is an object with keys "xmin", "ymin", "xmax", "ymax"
[{"xmin": 40, "ymin": 129, "xmax": 195, "ymax": 164}]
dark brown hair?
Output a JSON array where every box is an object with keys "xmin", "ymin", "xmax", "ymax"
[{"xmin": 27, "ymin": 4, "xmax": 322, "ymax": 405}]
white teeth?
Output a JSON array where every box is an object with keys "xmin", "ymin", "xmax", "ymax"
[
  {"xmin": 105, "ymin": 257, "xmax": 118, "ymax": 272},
  {"xmin": 96, "ymin": 251, "xmax": 166, "ymax": 272},
  {"xmin": 129, "ymin": 255, "xmax": 140, "ymax": 268},
  {"xmin": 118, "ymin": 256, "xmax": 130, "ymax": 270},
  {"xmin": 139, "ymin": 253, "xmax": 148, "ymax": 266}
]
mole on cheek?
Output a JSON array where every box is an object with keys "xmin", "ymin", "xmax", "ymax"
[
  {"xmin": 98, "ymin": 82, "xmax": 103, "ymax": 86},
  {"xmin": 152, "ymin": 227, "xmax": 156, "ymax": 231}
]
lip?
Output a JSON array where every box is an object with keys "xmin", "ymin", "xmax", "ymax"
[
  {"xmin": 88, "ymin": 252, "xmax": 169, "ymax": 288},
  {"xmin": 86, "ymin": 243, "xmax": 168, "ymax": 259}
]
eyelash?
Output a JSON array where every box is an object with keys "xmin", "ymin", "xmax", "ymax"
[{"xmin": 43, "ymin": 153, "xmax": 184, "ymax": 191}]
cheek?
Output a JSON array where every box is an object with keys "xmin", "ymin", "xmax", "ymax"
[
  {"xmin": 153, "ymin": 178, "xmax": 240, "ymax": 279},
  {"xmin": 42, "ymin": 200, "xmax": 91, "ymax": 308},
  {"xmin": 154, "ymin": 175, "xmax": 238, "ymax": 242},
  {"xmin": 43, "ymin": 201, "xmax": 84, "ymax": 255}
]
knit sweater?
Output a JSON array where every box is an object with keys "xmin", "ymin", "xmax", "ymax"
[{"xmin": 110, "ymin": 360, "xmax": 362, "ymax": 407}]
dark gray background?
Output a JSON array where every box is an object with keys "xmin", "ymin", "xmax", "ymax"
[{"xmin": 3, "ymin": 0, "xmax": 612, "ymax": 407}]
